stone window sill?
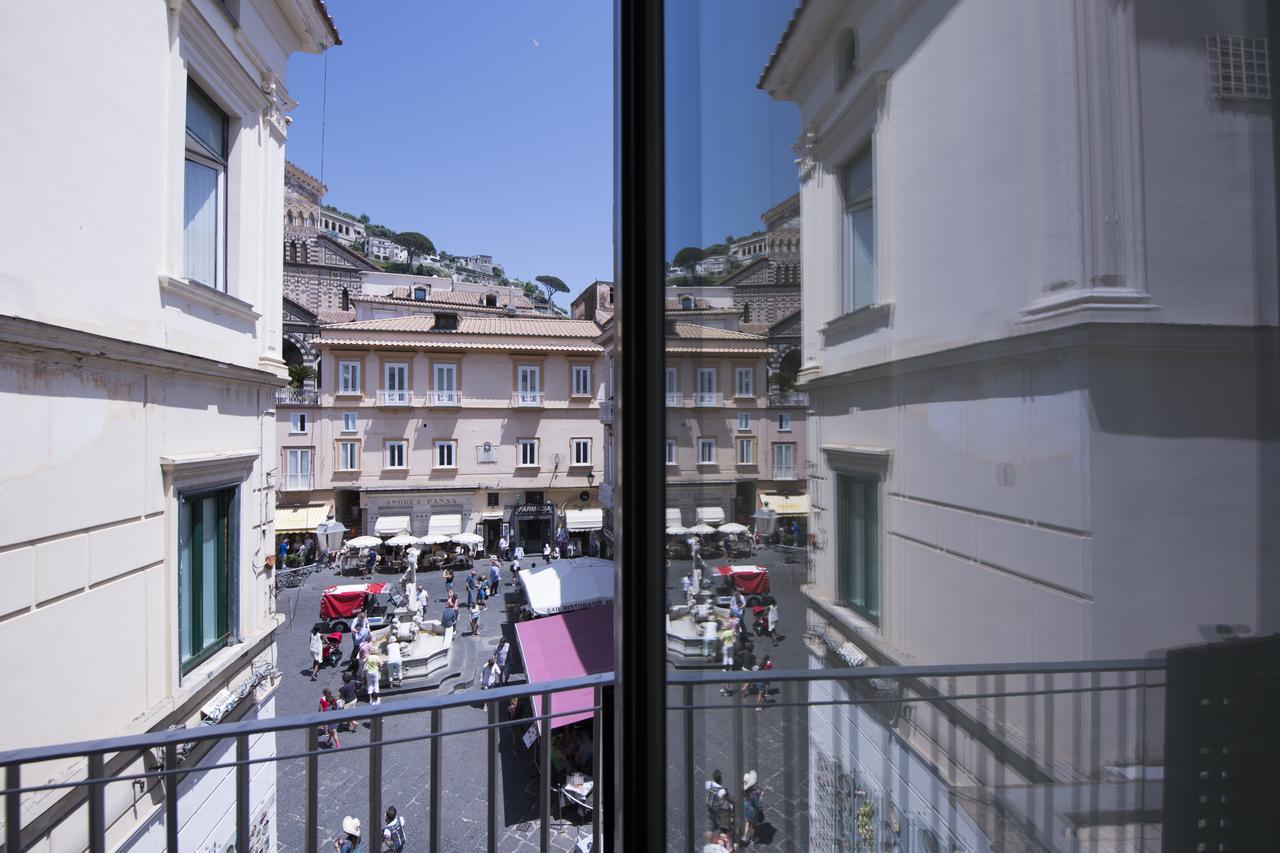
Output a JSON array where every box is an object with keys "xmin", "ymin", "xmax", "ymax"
[
  {"xmin": 819, "ymin": 302, "xmax": 892, "ymax": 342},
  {"xmin": 159, "ymin": 275, "xmax": 261, "ymax": 323}
]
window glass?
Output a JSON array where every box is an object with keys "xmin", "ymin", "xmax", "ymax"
[
  {"xmin": 736, "ymin": 437, "xmax": 754, "ymax": 465},
  {"xmin": 665, "ymin": 440, "xmax": 676, "ymax": 465},
  {"xmin": 697, "ymin": 438, "xmax": 715, "ymax": 464},
  {"xmin": 386, "ymin": 441, "xmax": 406, "ymax": 468},
  {"xmin": 338, "ymin": 441, "xmax": 358, "ymax": 471},
  {"xmin": 185, "ymin": 83, "xmax": 227, "ymax": 161},
  {"xmin": 342, "ymin": 412, "xmax": 357, "ymax": 432},
  {"xmin": 778, "ymin": 412, "xmax": 791, "ymax": 432},
  {"xmin": 178, "ymin": 487, "xmax": 231, "ymax": 674},
  {"xmin": 339, "ymin": 362, "xmax": 361, "ymax": 394},
  {"xmin": 735, "ymin": 367, "xmax": 753, "ymax": 397},
  {"xmin": 837, "ymin": 473, "xmax": 879, "ymax": 621},
  {"xmin": 183, "ymin": 159, "xmax": 220, "ymax": 286},
  {"xmin": 573, "ymin": 365, "xmax": 592, "ymax": 397},
  {"xmin": 842, "ymin": 145, "xmax": 875, "ymax": 312}
]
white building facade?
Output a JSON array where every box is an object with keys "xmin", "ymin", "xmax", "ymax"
[{"xmin": 0, "ymin": 0, "xmax": 337, "ymax": 848}]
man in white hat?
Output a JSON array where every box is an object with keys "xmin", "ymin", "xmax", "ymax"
[
  {"xmin": 741, "ymin": 770, "xmax": 765, "ymax": 847},
  {"xmin": 334, "ymin": 815, "xmax": 361, "ymax": 852}
]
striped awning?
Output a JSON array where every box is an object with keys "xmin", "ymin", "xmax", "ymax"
[
  {"xmin": 695, "ymin": 506, "xmax": 726, "ymax": 525},
  {"xmin": 760, "ymin": 494, "xmax": 809, "ymax": 516},
  {"xmin": 275, "ymin": 504, "xmax": 330, "ymax": 533}
]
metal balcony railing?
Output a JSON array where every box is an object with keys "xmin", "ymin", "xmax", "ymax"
[
  {"xmin": 768, "ymin": 391, "xmax": 808, "ymax": 406},
  {"xmin": 772, "ymin": 465, "xmax": 797, "ymax": 481},
  {"xmin": 376, "ymin": 389, "xmax": 413, "ymax": 406},
  {"xmin": 665, "ymin": 391, "xmax": 683, "ymax": 406},
  {"xmin": 693, "ymin": 392, "xmax": 722, "ymax": 407},
  {"xmin": 426, "ymin": 390, "xmax": 461, "ymax": 406},
  {"xmin": 275, "ymin": 387, "xmax": 318, "ymax": 405},
  {"xmin": 513, "ymin": 391, "xmax": 545, "ymax": 407},
  {"xmin": 0, "ymin": 673, "xmax": 612, "ymax": 853}
]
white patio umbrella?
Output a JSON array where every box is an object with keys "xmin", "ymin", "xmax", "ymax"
[
  {"xmin": 666, "ymin": 525, "xmax": 689, "ymax": 536},
  {"xmin": 688, "ymin": 523, "xmax": 717, "ymax": 535},
  {"xmin": 451, "ymin": 532, "xmax": 485, "ymax": 545},
  {"xmin": 346, "ymin": 535, "xmax": 381, "ymax": 548},
  {"xmin": 717, "ymin": 522, "xmax": 749, "ymax": 535},
  {"xmin": 385, "ymin": 534, "xmax": 418, "ymax": 547},
  {"xmin": 418, "ymin": 533, "xmax": 451, "ymax": 545}
]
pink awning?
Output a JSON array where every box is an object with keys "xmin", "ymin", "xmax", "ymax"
[{"xmin": 514, "ymin": 604, "xmax": 614, "ymax": 732}]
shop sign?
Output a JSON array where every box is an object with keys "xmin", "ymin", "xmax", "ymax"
[{"xmin": 513, "ymin": 503, "xmax": 555, "ymax": 516}]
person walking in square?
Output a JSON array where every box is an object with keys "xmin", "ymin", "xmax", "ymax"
[
  {"xmin": 365, "ymin": 647, "xmax": 383, "ymax": 706},
  {"xmin": 467, "ymin": 601, "xmax": 482, "ymax": 635},
  {"xmin": 766, "ymin": 601, "xmax": 780, "ymax": 645},
  {"xmin": 309, "ymin": 627, "xmax": 324, "ymax": 681},
  {"xmin": 465, "ymin": 569, "xmax": 477, "ymax": 609},
  {"xmin": 333, "ymin": 816, "xmax": 361, "ymax": 853},
  {"xmin": 384, "ymin": 636, "xmax": 403, "ymax": 688},
  {"xmin": 488, "ymin": 558, "xmax": 501, "ymax": 596},
  {"xmin": 498, "ymin": 535, "xmax": 509, "ymax": 561},
  {"xmin": 382, "ymin": 806, "xmax": 407, "ymax": 852},
  {"xmin": 741, "ymin": 771, "xmax": 765, "ymax": 847}
]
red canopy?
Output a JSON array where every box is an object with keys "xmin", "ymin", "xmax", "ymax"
[
  {"xmin": 514, "ymin": 603, "xmax": 614, "ymax": 732},
  {"xmin": 319, "ymin": 582, "xmax": 387, "ymax": 620},
  {"xmin": 714, "ymin": 565, "xmax": 769, "ymax": 595}
]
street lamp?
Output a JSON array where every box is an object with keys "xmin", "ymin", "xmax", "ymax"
[{"xmin": 586, "ymin": 471, "xmax": 595, "ymax": 487}]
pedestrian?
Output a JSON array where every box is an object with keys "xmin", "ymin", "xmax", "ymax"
[
  {"xmin": 766, "ymin": 601, "xmax": 779, "ymax": 645},
  {"xmin": 365, "ymin": 548, "xmax": 377, "ymax": 577},
  {"xmin": 385, "ymin": 636, "xmax": 403, "ymax": 687},
  {"xmin": 480, "ymin": 655, "xmax": 497, "ymax": 689},
  {"xmin": 498, "ymin": 535, "xmax": 509, "ymax": 561},
  {"xmin": 336, "ymin": 672, "xmax": 359, "ymax": 732},
  {"xmin": 465, "ymin": 570, "xmax": 477, "ymax": 608},
  {"xmin": 476, "ymin": 581, "xmax": 488, "ymax": 608},
  {"xmin": 446, "ymin": 588, "xmax": 459, "ymax": 609},
  {"xmin": 719, "ymin": 623, "xmax": 735, "ymax": 671},
  {"xmin": 416, "ymin": 584, "xmax": 429, "ymax": 614},
  {"xmin": 443, "ymin": 565, "xmax": 455, "ymax": 593},
  {"xmin": 318, "ymin": 688, "xmax": 340, "ymax": 749},
  {"xmin": 487, "ymin": 559, "xmax": 501, "ymax": 596},
  {"xmin": 542, "ymin": 542, "xmax": 551, "ymax": 561},
  {"xmin": 333, "ymin": 816, "xmax": 361, "ymax": 853},
  {"xmin": 441, "ymin": 602, "xmax": 459, "ymax": 632},
  {"xmin": 382, "ymin": 806, "xmax": 407, "ymax": 852},
  {"xmin": 510, "ymin": 555, "xmax": 521, "ymax": 583},
  {"xmin": 741, "ymin": 771, "xmax": 765, "ymax": 846},
  {"xmin": 681, "ymin": 573, "xmax": 692, "ymax": 600},
  {"xmin": 551, "ymin": 544, "xmax": 561, "ymax": 560},
  {"xmin": 495, "ymin": 639, "xmax": 511, "ymax": 684},
  {"xmin": 351, "ymin": 612, "xmax": 370, "ymax": 661},
  {"xmin": 729, "ymin": 590, "xmax": 746, "ymax": 622},
  {"xmin": 513, "ymin": 543, "xmax": 525, "ymax": 562},
  {"xmin": 743, "ymin": 654, "xmax": 773, "ymax": 709},
  {"xmin": 365, "ymin": 647, "xmax": 383, "ymax": 706},
  {"xmin": 704, "ymin": 769, "xmax": 730, "ymax": 831},
  {"xmin": 468, "ymin": 601, "xmax": 482, "ymax": 635},
  {"xmin": 702, "ymin": 830, "xmax": 732, "ymax": 853},
  {"xmin": 277, "ymin": 538, "xmax": 288, "ymax": 567},
  {"xmin": 309, "ymin": 627, "xmax": 324, "ymax": 680},
  {"xmin": 507, "ymin": 695, "xmax": 525, "ymax": 749}
]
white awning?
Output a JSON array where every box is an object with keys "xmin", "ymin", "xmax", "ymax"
[
  {"xmin": 480, "ymin": 511, "xmax": 505, "ymax": 520},
  {"xmin": 695, "ymin": 506, "xmax": 726, "ymax": 525},
  {"xmin": 564, "ymin": 508, "xmax": 604, "ymax": 532},
  {"xmin": 374, "ymin": 515, "xmax": 410, "ymax": 536},
  {"xmin": 427, "ymin": 513, "xmax": 463, "ymax": 536},
  {"xmin": 276, "ymin": 504, "xmax": 331, "ymax": 534},
  {"xmin": 665, "ymin": 508, "xmax": 683, "ymax": 528},
  {"xmin": 760, "ymin": 494, "xmax": 810, "ymax": 516},
  {"xmin": 518, "ymin": 557, "xmax": 615, "ymax": 616}
]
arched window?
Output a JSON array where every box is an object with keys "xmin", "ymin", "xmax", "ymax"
[
  {"xmin": 308, "ymin": 213, "xmax": 316, "ymax": 227},
  {"xmin": 680, "ymin": 296, "xmax": 693, "ymax": 310},
  {"xmin": 300, "ymin": 243, "xmax": 309, "ymax": 264},
  {"xmin": 286, "ymin": 210, "xmax": 294, "ymax": 226}
]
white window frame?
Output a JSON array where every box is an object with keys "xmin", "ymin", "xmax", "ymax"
[
  {"xmin": 338, "ymin": 361, "xmax": 361, "ymax": 395},
  {"xmin": 338, "ymin": 441, "xmax": 359, "ymax": 472},
  {"xmin": 572, "ymin": 365, "xmax": 592, "ymax": 398},
  {"xmin": 385, "ymin": 440, "xmax": 408, "ymax": 470},
  {"xmin": 778, "ymin": 412, "xmax": 792, "ymax": 433},
  {"xmin": 697, "ymin": 367, "xmax": 717, "ymax": 395},
  {"xmin": 517, "ymin": 439, "xmax": 539, "ymax": 467},
  {"xmin": 183, "ymin": 82, "xmax": 228, "ymax": 292},
  {"xmin": 434, "ymin": 362, "xmax": 457, "ymax": 392},
  {"xmin": 735, "ymin": 367, "xmax": 754, "ymax": 398},
  {"xmin": 571, "ymin": 437, "xmax": 592, "ymax": 466},
  {"xmin": 289, "ymin": 412, "xmax": 308, "ymax": 434},
  {"xmin": 736, "ymin": 437, "xmax": 755, "ymax": 465},
  {"xmin": 842, "ymin": 143, "xmax": 876, "ymax": 314},
  {"xmin": 284, "ymin": 448, "xmax": 312, "ymax": 491},
  {"xmin": 698, "ymin": 438, "xmax": 716, "ymax": 465},
  {"xmin": 518, "ymin": 365, "xmax": 541, "ymax": 393},
  {"xmin": 384, "ymin": 362, "xmax": 408, "ymax": 392},
  {"xmin": 341, "ymin": 412, "xmax": 358, "ymax": 433},
  {"xmin": 434, "ymin": 440, "xmax": 457, "ymax": 469},
  {"xmin": 665, "ymin": 440, "xmax": 677, "ymax": 466},
  {"xmin": 737, "ymin": 413, "xmax": 751, "ymax": 432}
]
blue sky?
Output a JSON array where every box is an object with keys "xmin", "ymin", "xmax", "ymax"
[{"xmin": 285, "ymin": 2, "xmax": 798, "ymax": 299}]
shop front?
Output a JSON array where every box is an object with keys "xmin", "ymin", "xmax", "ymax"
[
  {"xmin": 361, "ymin": 490, "xmax": 472, "ymax": 541},
  {"xmin": 562, "ymin": 507, "xmax": 604, "ymax": 557},
  {"xmin": 511, "ymin": 502, "xmax": 555, "ymax": 553}
]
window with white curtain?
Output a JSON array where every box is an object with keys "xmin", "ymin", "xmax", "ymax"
[
  {"xmin": 184, "ymin": 82, "xmax": 228, "ymax": 291},
  {"xmin": 571, "ymin": 437, "xmax": 592, "ymax": 465},
  {"xmin": 338, "ymin": 441, "xmax": 359, "ymax": 471},
  {"xmin": 339, "ymin": 361, "xmax": 361, "ymax": 394},
  {"xmin": 842, "ymin": 144, "xmax": 875, "ymax": 313}
]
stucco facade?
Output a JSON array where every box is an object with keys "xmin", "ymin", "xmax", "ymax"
[{"xmin": 0, "ymin": 0, "xmax": 336, "ymax": 847}]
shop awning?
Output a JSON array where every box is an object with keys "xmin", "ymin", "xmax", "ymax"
[
  {"xmin": 760, "ymin": 494, "xmax": 810, "ymax": 516},
  {"xmin": 564, "ymin": 508, "xmax": 604, "ymax": 532},
  {"xmin": 665, "ymin": 508, "xmax": 683, "ymax": 528},
  {"xmin": 374, "ymin": 515, "xmax": 411, "ymax": 536},
  {"xmin": 695, "ymin": 506, "xmax": 726, "ymax": 525},
  {"xmin": 480, "ymin": 511, "xmax": 505, "ymax": 520},
  {"xmin": 275, "ymin": 504, "xmax": 331, "ymax": 534},
  {"xmin": 427, "ymin": 514, "xmax": 463, "ymax": 536},
  {"xmin": 515, "ymin": 603, "xmax": 614, "ymax": 732},
  {"xmin": 518, "ymin": 557, "xmax": 614, "ymax": 616}
]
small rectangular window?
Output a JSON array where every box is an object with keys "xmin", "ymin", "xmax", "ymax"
[
  {"xmin": 435, "ymin": 440, "xmax": 457, "ymax": 468},
  {"xmin": 837, "ymin": 473, "xmax": 880, "ymax": 622},
  {"xmin": 735, "ymin": 367, "xmax": 754, "ymax": 397},
  {"xmin": 338, "ymin": 441, "xmax": 359, "ymax": 471},
  {"xmin": 571, "ymin": 437, "xmax": 592, "ymax": 465},
  {"xmin": 572, "ymin": 365, "xmax": 592, "ymax": 397},
  {"xmin": 698, "ymin": 438, "xmax": 716, "ymax": 465},
  {"xmin": 342, "ymin": 412, "xmax": 358, "ymax": 433},
  {"xmin": 487, "ymin": 492, "xmax": 501, "ymax": 508},
  {"xmin": 339, "ymin": 361, "xmax": 361, "ymax": 394},
  {"xmin": 385, "ymin": 441, "xmax": 407, "ymax": 469},
  {"xmin": 290, "ymin": 412, "xmax": 308, "ymax": 434},
  {"xmin": 778, "ymin": 412, "xmax": 792, "ymax": 432},
  {"xmin": 518, "ymin": 439, "xmax": 539, "ymax": 467},
  {"xmin": 737, "ymin": 413, "xmax": 751, "ymax": 431},
  {"xmin": 736, "ymin": 437, "xmax": 755, "ymax": 465},
  {"xmin": 178, "ymin": 486, "xmax": 233, "ymax": 674},
  {"xmin": 665, "ymin": 440, "xmax": 676, "ymax": 465}
]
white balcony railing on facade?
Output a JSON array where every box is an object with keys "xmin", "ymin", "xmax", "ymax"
[
  {"xmin": 427, "ymin": 390, "xmax": 461, "ymax": 406},
  {"xmin": 665, "ymin": 392, "xmax": 683, "ymax": 406},
  {"xmin": 693, "ymin": 391, "xmax": 723, "ymax": 407},
  {"xmin": 376, "ymin": 389, "xmax": 413, "ymax": 406},
  {"xmin": 599, "ymin": 400, "xmax": 615, "ymax": 424},
  {"xmin": 773, "ymin": 466, "xmax": 797, "ymax": 481},
  {"xmin": 281, "ymin": 474, "xmax": 313, "ymax": 492},
  {"xmin": 768, "ymin": 391, "xmax": 809, "ymax": 406},
  {"xmin": 275, "ymin": 387, "xmax": 318, "ymax": 406},
  {"xmin": 513, "ymin": 391, "xmax": 545, "ymax": 407}
]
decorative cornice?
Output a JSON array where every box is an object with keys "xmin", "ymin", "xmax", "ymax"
[
  {"xmin": 160, "ymin": 449, "xmax": 260, "ymax": 477},
  {"xmin": 0, "ymin": 315, "xmax": 285, "ymax": 388}
]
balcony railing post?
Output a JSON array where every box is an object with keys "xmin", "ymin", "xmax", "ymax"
[
  {"xmin": 235, "ymin": 734, "xmax": 249, "ymax": 853},
  {"xmin": 6, "ymin": 764, "xmax": 20, "ymax": 853},
  {"xmin": 683, "ymin": 682, "xmax": 695, "ymax": 853},
  {"xmin": 369, "ymin": 715, "xmax": 383, "ymax": 851},
  {"xmin": 539, "ymin": 690, "xmax": 552, "ymax": 853},
  {"xmin": 592, "ymin": 684, "xmax": 602, "ymax": 851},
  {"xmin": 306, "ymin": 726, "xmax": 319, "ymax": 853},
  {"xmin": 164, "ymin": 743, "xmax": 179, "ymax": 852},
  {"xmin": 733, "ymin": 690, "xmax": 744, "ymax": 843},
  {"xmin": 429, "ymin": 708, "xmax": 442, "ymax": 853},
  {"xmin": 487, "ymin": 700, "xmax": 497, "ymax": 853},
  {"xmin": 87, "ymin": 753, "xmax": 104, "ymax": 853}
]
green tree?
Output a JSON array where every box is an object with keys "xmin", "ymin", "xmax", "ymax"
[
  {"xmin": 704, "ymin": 242, "xmax": 728, "ymax": 256},
  {"xmin": 535, "ymin": 274, "xmax": 569, "ymax": 303},
  {"xmin": 287, "ymin": 363, "xmax": 316, "ymax": 388},
  {"xmin": 672, "ymin": 246, "xmax": 705, "ymax": 270},
  {"xmin": 395, "ymin": 231, "xmax": 435, "ymax": 257}
]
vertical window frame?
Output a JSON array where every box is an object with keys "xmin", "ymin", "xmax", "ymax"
[{"xmin": 183, "ymin": 81, "xmax": 229, "ymax": 292}]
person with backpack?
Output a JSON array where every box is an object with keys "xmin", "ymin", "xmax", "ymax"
[
  {"xmin": 704, "ymin": 769, "xmax": 731, "ymax": 832},
  {"xmin": 741, "ymin": 771, "xmax": 765, "ymax": 847},
  {"xmin": 381, "ymin": 806, "xmax": 407, "ymax": 852}
]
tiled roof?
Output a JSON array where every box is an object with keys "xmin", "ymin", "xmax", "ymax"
[
  {"xmin": 352, "ymin": 290, "xmax": 535, "ymax": 309},
  {"xmin": 317, "ymin": 309, "xmax": 356, "ymax": 324},
  {"xmin": 323, "ymin": 314, "xmax": 602, "ymax": 337},
  {"xmin": 758, "ymin": 1, "xmax": 808, "ymax": 89},
  {"xmin": 668, "ymin": 323, "xmax": 765, "ymax": 341},
  {"xmin": 317, "ymin": 338, "xmax": 603, "ymax": 353},
  {"xmin": 666, "ymin": 345, "xmax": 774, "ymax": 355}
]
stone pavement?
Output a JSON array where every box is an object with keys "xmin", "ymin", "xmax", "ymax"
[{"xmin": 272, "ymin": 563, "xmax": 593, "ymax": 852}]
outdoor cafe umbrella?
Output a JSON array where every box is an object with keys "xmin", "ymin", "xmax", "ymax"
[
  {"xmin": 346, "ymin": 535, "xmax": 381, "ymax": 549},
  {"xmin": 418, "ymin": 533, "xmax": 451, "ymax": 545},
  {"xmin": 385, "ymin": 534, "xmax": 418, "ymax": 547},
  {"xmin": 666, "ymin": 525, "xmax": 689, "ymax": 536},
  {"xmin": 451, "ymin": 532, "xmax": 485, "ymax": 546},
  {"xmin": 717, "ymin": 522, "xmax": 749, "ymax": 535},
  {"xmin": 688, "ymin": 523, "xmax": 717, "ymax": 535}
]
